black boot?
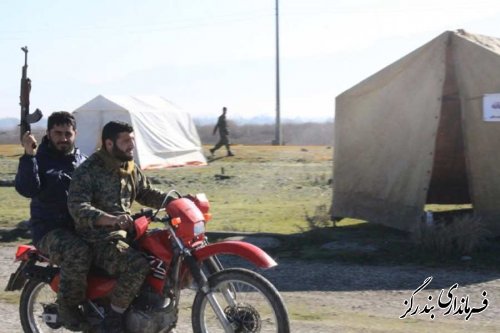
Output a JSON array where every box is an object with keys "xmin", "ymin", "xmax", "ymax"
[
  {"xmin": 102, "ymin": 309, "xmax": 125, "ymax": 333},
  {"xmin": 57, "ymin": 300, "xmax": 89, "ymax": 332}
]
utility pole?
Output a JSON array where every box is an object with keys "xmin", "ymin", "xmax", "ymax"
[{"xmin": 273, "ymin": 0, "xmax": 283, "ymax": 145}]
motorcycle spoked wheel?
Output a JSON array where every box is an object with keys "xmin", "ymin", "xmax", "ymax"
[
  {"xmin": 192, "ymin": 268, "xmax": 290, "ymax": 333},
  {"xmin": 19, "ymin": 279, "xmax": 75, "ymax": 333}
]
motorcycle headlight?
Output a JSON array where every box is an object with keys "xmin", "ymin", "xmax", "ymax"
[{"xmin": 193, "ymin": 221, "xmax": 205, "ymax": 237}]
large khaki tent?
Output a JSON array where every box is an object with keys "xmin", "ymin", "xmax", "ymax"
[
  {"xmin": 73, "ymin": 95, "xmax": 206, "ymax": 169},
  {"xmin": 331, "ymin": 30, "xmax": 500, "ymax": 235}
]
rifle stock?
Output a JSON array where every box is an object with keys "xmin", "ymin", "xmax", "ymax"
[{"xmin": 19, "ymin": 46, "xmax": 43, "ymax": 147}]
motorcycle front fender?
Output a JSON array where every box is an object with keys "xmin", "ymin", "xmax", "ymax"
[{"xmin": 193, "ymin": 240, "xmax": 277, "ymax": 269}]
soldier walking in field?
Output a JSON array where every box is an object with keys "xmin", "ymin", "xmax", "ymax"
[{"xmin": 209, "ymin": 106, "xmax": 234, "ymax": 157}]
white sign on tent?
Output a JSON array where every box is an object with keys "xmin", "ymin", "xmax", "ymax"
[{"xmin": 483, "ymin": 94, "xmax": 500, "ymax": 121}]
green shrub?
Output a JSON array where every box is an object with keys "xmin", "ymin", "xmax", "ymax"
[
  {"xmin": 295, "ymin": 204, "xmax": 336, "ymax": 243},
  {"xmin": 304, "ymin": 204, "xmax": 334, "ymax": 229}
]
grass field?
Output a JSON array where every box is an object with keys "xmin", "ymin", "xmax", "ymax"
[
  {"xmin": 0, "ymin": 144, "xmax": 334, "ymax": 234},
  {"xmin": 1, "ymin": 143, "xmax": 498, "ymax": 269},
  {"xmin": 2, "ymin": 144, "xmax": 499, "ymax": 333}
]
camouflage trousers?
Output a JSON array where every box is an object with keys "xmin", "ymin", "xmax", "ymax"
[
  {"xmin": 37, "ymin": 228, "xmax": 91, "ymax": 306},
  {"xmin": 90, "ymin": 239, "xmax": 150, "ymax": 309}
]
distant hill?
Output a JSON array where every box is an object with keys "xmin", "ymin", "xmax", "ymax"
[
  {"xmin": 0, "ymin": 118, "xmax": 18, "ymax": 130},
  {"xmin": 0, "ymin": 117, "xmax": 334, "ymax": 145},
  {"xmin": 0, "ymin": 117, "xmax": 47, "ymax": 130},
  {"xmin": 193, "ymin": 115, "xmax": 333, "ymax": 126},
  {"xmin": 198, "ymin": 121, "xmax": 334, "ymax": 146},
  {"xmin": 0, "ymin": 117, "xmax": 45, "ymax": 144}
]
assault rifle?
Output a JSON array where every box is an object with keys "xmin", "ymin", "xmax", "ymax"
[{"xmin": 19, "ymin": 46, "xmax": 43, "ymax": 147}]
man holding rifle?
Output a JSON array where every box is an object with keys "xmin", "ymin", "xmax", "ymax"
[{"xmin": 15, "ymin": 47, "xmax": 90, "ymax": 331}]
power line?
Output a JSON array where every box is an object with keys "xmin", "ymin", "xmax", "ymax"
[{"xmin": 0, "ymin": 9, "xmax": 273, "ymax": 38}]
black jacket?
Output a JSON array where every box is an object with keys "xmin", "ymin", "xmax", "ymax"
[{"xmin": 15, "ymin": 136, "xmax": 87, "ymax": 244}]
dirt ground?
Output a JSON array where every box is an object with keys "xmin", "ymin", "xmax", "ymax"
[{"xmin": 0, "ymin": 243, "xmax": 499, "ymax": 333}]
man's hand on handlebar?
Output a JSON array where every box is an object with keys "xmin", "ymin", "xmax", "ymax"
[
  {"xmin": 95, "ymin": 213, "xmax": 133, "ymax": 231},
  {"xmin": 115, "ymin": 214, "xmax": 133, "ymax": 231}
]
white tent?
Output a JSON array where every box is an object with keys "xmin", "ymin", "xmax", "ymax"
[{"xmin": 73, "ymin": 95, "xmax": 206, "ymax": 169}]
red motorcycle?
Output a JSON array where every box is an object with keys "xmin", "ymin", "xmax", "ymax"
[{"xmin": 5, "ymin": 192, "xmax": 290, "ymax": 333}]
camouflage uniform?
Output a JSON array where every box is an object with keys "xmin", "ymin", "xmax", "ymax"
[
  {"xmin": 68, "ymin": 149, "xmax": 167, "ymax": 309},
  {"xmin": 37, "ymin": 228, "xmax": 91, "ymax": 305}
]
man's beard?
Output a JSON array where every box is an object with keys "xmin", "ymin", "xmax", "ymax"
[
  {"xmin": 48, "ymin": 138, "xmax": 74, "ymax": 155},
  {"xmin": 112, "ymin": 144, "xmax": 134, "ymax": 162}
]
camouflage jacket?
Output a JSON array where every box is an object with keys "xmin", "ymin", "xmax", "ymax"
[{"xmin": 67, "ymin": 150, "xmax": 166, "ymax": 242}]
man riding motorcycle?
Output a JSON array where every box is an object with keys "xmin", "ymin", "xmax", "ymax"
[
  {"xmin": 15, "ymin": 111, "xmax": 90, "ymax": 331},
  {"xmin": 68, "ymin": 121, "xmax": 176, "ymax": 333}
]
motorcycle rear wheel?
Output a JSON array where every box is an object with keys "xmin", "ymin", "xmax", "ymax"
[
  {"xmin": 19, "ymin": 279, "xmax": 73, "ymax": 333},
  {"xmin": 192, "ymin": 268, "xmax": 290, "ymax": 333}
]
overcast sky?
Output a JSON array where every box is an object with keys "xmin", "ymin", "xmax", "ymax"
[{"xmin": 2, "ymin": 0, "xmax": 500, "ymax": 122}]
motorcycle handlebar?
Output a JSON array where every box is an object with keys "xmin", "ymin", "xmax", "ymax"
[
  {"xmin": 131, "ymin": 191, "xmax": 199, "ymax": 224},
  {"xmin": 132, "ymin": 207, "xmax": 170, "ymax": 224},
  {"xmin": 131, "ymin": 208, "xmax": 155, "ymax": 221}
]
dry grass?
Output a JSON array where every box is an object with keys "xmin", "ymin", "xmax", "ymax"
[
  {"xmin": 0, "ymin": 144, "xmax": 334, "ymax": 234},
  {"xmin": 413, "ymin": 214, "xmax": 489, "ymax": 256},
  {"xmin": 0, "ymin": 144, "xmax": 23, "ymax": 157},
  {"xmin": 214, "ymin": 144, "xmax": 333, "ymax": 163},
  {"xmin": 1, "ymin": 143, "xmax": 496, "ymax": 267}
]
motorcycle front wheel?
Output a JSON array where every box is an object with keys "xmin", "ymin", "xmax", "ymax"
[
  {"xmin": 192, "ymin": 268, "xmax": 290, "ymax": 333},
  {"xmin": 19, "ymin": 279, "xmax": 71, "ymax": 333}
]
